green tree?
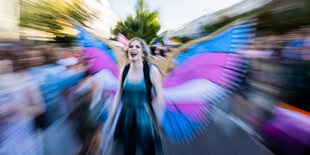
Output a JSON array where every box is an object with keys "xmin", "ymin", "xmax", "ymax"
[
  {"xmin": 20, "ymin": 0, "xmax": 92, "ymax": 45},
  {"xmin": 170, "ymin": 36, "xmax": 193, "ymax": 43},
  {"xmin": 112, "ymin": 0, "xmax": 161, "ymax": 44}
]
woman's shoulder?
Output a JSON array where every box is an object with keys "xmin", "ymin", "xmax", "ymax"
[
  {"xmin": 149, "ymin": 63, "xmax": 161, "ymax": 77},
  {"xmin": 150, "ymin": 63, "xmax": 159, "ymax": 70}
]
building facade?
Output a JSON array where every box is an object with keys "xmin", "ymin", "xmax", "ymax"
[
  {"xmin": 83, "ymin": 0, "xmax": 121, "ymax": 39},
  {"xmin": 0, "ymin": 0, "xmax": 20, "ymax": 40}
]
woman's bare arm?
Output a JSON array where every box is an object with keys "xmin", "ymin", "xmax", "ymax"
[{"xmin": 150, "ymin": 65, "xmax": 166, "ymax": 122}]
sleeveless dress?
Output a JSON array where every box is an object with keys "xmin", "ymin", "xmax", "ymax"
[{"xmin": 113, "ymin": 76, "xmax": 162, "ymax": 155}]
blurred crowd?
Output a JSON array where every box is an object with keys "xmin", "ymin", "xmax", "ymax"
[
  {"xmin": 242, "ymin": 27, "xmax": 310, "ymax": 60},
  {"xmin": 150, "ymin": 45, "xmax": 171, "ymax": 59},
  {"xmin": 230, "ymin": 26, "xmax": 310, "ymax": 154},
  {"xmin": 0, "ymin": 43, "xmax": 104, "ymax": 154}
]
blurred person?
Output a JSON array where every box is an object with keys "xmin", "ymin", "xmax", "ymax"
[
  {"xmin": 10, "ymin": 48, "xmax": 46, "ymax": 71},
  {"xmin": 150, "ymin": 45, "xmax": 157, "ymax": 56},
  {"xmin": 23, "ymin": 46, "xmax": 87, "ymax": 155},
  {"xmin": 154, "ymin": 47, "xmax": 160, "ymax": 56},
  {"xmin": 52, "ymin": 47, "xmax": 85, "ymax": 73},
  {"xmin": 57, "ymin": 56, "xmax": 79, "ymax": 74},
  {"xmin": 106, "ymin": 38, "xmax": 164, "ymax": 155},
  {"xmin": 0, "ymin": 60, "xmax": 13, "ymax": 74},
  {"xmin": 0, "ymin": 49, "xmax": 8, "ymax": 60},
  {"xmin": 300, "ymin": 27, "xmax": 310, "ymax": 60},
  {"xmin": 159, "ymin": 48, "xmax": 167, "ymax": 58},
  {"xmin": 0, "ymin": 52, "xmax": 45, "ymax": 155},
  {"xmin": 282, "ymin": 31, "xmax": 305, "ymax": 59},
  {"xmin": 27, "ymin": 50, "xmax": 86, "ymax": 127},
  {"xmin": 59, "ymin": 54, "xmax": 87, "ymax": 109},
  {"xmin": 150, "ymin": 46, "xmax": 164, "ymax": 60},
  {"xmin": 47, "ymin": 47, "xmax": 67, "ymax": 63},
  {"xmin": 68, "ymin": 82, "xmax": 108, "ymax": 155},
  {"xmin": 271, "ymin": 39, "xmax": 286, "ymax": 59},
  {"xmin": 163, "ymin": 46, "xmax": 172, "ymax": 57}
]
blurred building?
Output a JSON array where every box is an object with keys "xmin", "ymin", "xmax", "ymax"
[
  {"xmin": 160, "ymin": 0, "xmax": 271, "ymax": 39},
  {"xmin": 83, "ymin": 0, "xmax": 121, "ymax": 39},
  {"xmin": 0, "ymin": 0, "xmax": 121, "ymax": 41},
  {"xmin": 0, "ymin": 0, "xmax": 20, "ymax": 40}
]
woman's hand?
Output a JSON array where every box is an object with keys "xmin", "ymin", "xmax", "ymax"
[{"xmin": 154, "ymin": 101, "xmax": 166, "ymax": 123}]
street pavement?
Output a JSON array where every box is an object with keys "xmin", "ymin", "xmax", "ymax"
[{"xmin": 161, "ymin": 107, "xmax": 270, "ymax": 155}]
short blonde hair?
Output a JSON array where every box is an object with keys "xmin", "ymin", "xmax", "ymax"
[{"xmin": 124, "ymin": 37, "xmax": 151, "ymax": 60}]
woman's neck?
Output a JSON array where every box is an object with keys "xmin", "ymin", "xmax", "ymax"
[{"xmin": 130, "ymin": 60, "xmax": 143, "ymax": 71}]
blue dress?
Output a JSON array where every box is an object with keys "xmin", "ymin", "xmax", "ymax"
[{"xmin": 113, "ymin": 76, "xmax": 162, "ymax": 155}]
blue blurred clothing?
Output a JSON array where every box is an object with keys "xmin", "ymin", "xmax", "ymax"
[
  {"xmin": 283, "ymin": 39, "xmax": 305, "ymax": 58},
  {"xmin": 287, "ymin": 38, "xmax": 304, "ymax": 47},
  {"xmin": 28, "ymin": 65, "xmax": 87, "ymax": 128}
]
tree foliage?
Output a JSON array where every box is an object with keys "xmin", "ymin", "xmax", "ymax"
[
  {"xmin": 256, "ymin": 0, "xmax": 310, "ymax": 35},
  {"xmin": 112, "ymin": 0, "xmax": 161, "ymax": 44},
  {"xmin": 20, "ymin": 0, "xmax": 91, "ymax": 44},
  {"xmin": 170, "ymin": 36, "xmax": 193, "ymax": 43}
]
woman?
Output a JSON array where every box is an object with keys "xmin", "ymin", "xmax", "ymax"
[{"xmin": 107, "ymin": 38, "xmax": 165, "ymax": 155}]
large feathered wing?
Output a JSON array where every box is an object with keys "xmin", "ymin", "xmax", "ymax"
[{"xmin": 160, "ymin": 19, "xmax": 257, "ymax": 144}]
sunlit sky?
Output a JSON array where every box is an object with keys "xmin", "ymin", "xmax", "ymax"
[{"xmin": 109, "ymin": 0, "xmax": 243, "ymax": 34}]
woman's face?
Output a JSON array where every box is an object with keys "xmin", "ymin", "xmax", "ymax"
[{"xmin": 128, "ymin": 40, "xmax": 144, "ymax": 62}]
